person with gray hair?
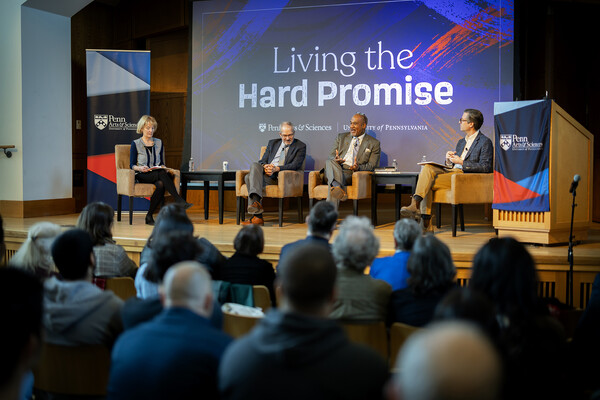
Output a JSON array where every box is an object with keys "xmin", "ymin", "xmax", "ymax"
[
  {"xmin": 108, "ymin": 262, "xmax": 232, "ymax": 400},
  {"xmin": 370, "ymin": 218, "xmax": 422, "ymax": 291},
  {"xmin": 243, "ymin": 121, "xmax": 306, "ymax": 226},
  {"xmin": 329, "ymin": 216, "xmax": 391, "ymax": 321},
  {"xmin": 388, "ymin": 321, "xmax": 502, "ymax": 400}
]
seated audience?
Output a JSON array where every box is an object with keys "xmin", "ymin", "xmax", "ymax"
[
  {"xmin": 220, "ymin": 224, "xmax": 276, "ymax": 304},
  {"xmin": 469, "ymin": 237, "xmax": 568, "ymax": 400},
  {"xmin": 76, "ymin": 201, "xmax": 137, "ymax": 278},
  {"xmin": 279, "ymin": 200, "xmax": 337, "ymax": 261},
  {"xmin": 388, "ymin": 321, "xmax": 502, "ymax": 400},
  {"xmin": 219, "ymin": 242, "xmax": 389, "ymax": 400},
  {"xmin": 108, "ymin": 262, "xmax": 232, "ymax": 400},
  {"xmin": 329, "ymin": 216, "xmax": 391, "ymax": 321},
  {"xmin": 9, "ymin": 221, "xmax": 61, "ymax": 279},
  {"xmin": 370, "ymin": 218, "xmax": 422, "ymax": 291},
  {"xmin": 121, "ymin": 230, "xmax": 222, "ymax": 330},
  {"xmin": 389, "ymin": 235, "xmax": 456, "ymax": 327},
  {"xmin": 0, "ymin": 268, "xmax": 44, "ymax": 400},
  {"xmin": 44, "ymin": 228, "xmax": 123, "ymax": 346}
]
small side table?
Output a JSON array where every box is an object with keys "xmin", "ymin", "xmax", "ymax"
[
  {"xmin": 371, "ymin": 172, "xmax": 419, "ymax": 225},
  {"xmin": 181, "ymin": 170, "xmax": 236, "ymax": 224}
]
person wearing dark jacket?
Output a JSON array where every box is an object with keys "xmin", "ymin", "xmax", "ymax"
[{"xmin": 218, "ymin": 242, "xmax": 389, "ymax": 400}]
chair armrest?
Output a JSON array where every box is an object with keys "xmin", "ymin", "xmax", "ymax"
[
  {"xmin": 277, "ymin": 170, "xmax": 304, "ymax": 197},
  {"xmin": 167, "ymin": 168, "xmax": 181, "ymax": 194},
  {"xmin": 350, "ymin": 171, "xmax": 373, "ymax": 199},
  {"xmin": 116, "ymin": 169, "xmax": 136, "ymax": 195},
  {"xmin": 308, "ymin": 171, "xmax": 323, "ymax": 198},
  {"xmin": 450, "ymin": 173, "xmax": 494, "ymax": 204},
  {"xmin": 236, "ymin": 170, "xmax": 250, "ymax": 196}
]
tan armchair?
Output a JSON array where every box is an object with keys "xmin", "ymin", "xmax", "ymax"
[
  {"xmin": 432, "ymin": 172, "xmax": 493, "ymax": 236},
  {"xmin": 235, "ymin": 146, "xmax": 304, "ymax": 227},
  {"xmin": 308, "ymin": 170, "xmax": 373, "ymax": 216},
  {"xmin": 115, "ymin": 144, "xmax": 180, "ymax": 225}
]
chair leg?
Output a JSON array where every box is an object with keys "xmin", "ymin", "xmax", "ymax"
[
  {"xmin": 459, "ymin": 204, "xmax": 465, "ymax": 231},
  {"xmin": 353, "ymin": 199, "xmax": 358, "ymax": 216},
  {"xmin": 309, "ymin": 198, "xmax": 314, "ymax": 211},
  {"xmin": 129, "ymin": 197, "xmax": 134, "ymax": 225},
  {"xmin": 451, "ymin": 205, "xmax": 457, "ymax": 237},
  {"xmin": 241, "ymin": 198, "xmax": 246, "ymax": 221},
  {"xmin": 278, "ymin": 198, "xmax": 284, "ymax": 227},
  {"xmin": 236, "ymin": 197, "xmax": 241, "ymax": 225},
  {"xmin": 117, "ymin": 195, "xmax": 122, "ymax": 222},
  {"xmin": 297, "ymin": 197, "xmax": 303, "ymax": 223},
  {"xmin": 436, "ymin": 203, "xmax": 442, "ymax": 228}
]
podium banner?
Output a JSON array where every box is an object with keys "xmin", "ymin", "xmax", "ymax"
[
  {"xmin": 86, "ymin": 50, "xmax": 150, "ymax": 210},
  {"xmin": 493, "ymin": 100, "xmax": 550, "ymax": 212}
]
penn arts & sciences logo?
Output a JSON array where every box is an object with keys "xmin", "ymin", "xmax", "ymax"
[
  {"xmin": 258, "ymin": 123, "xmax": 267, "ymax": 132},
  {"xmin": 500, "ymin": 134, "xmax": 543, "ymax": 151},
  {"xmin": 94, "ymin": 114, "xmax": 137, "ymax": 131}
]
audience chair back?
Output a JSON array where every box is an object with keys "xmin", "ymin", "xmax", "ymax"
[
  {"xmin": 341, "ymin": 321, "xmax": 388, "ymax": 361},
  {"xmin": 223, "ymin": 310, "xmax": 262, "ymax": 338},
  {"xmin": 389, "ymin": 322, "xmax": 422, "ymax": 371},
  {"xmin": 105, "ymin": 276, "xmax": 137, "ymax": 301},
  {"xmin": 252, "ymin": 285, "xmax": 272, "ymax": 312},
  {"xmin": 33, "ymin": 342, "xmax": 111, "ymax": 396}
]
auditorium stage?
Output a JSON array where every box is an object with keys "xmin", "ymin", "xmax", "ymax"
[{"xmin": 3, "ymin": 203, "xmax": 600, "ymax": 308}]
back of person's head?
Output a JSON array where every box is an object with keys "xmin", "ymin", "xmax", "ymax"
[
  {"xmin": 332, "ymin": 216, "xmax": 379, "ymax": 272},
  {"xmin": 407, "ymin": 235, "xmax": 456, "ymax": 295},
  {"xmin": 233, "ymin": 224, "xmax": 264, "ymax": 257},
  {"xmin": 277, "ymin": 242, "xmax": 337, "ymax": 314},
  {"xmin": 392, "ymin": 321, "xmax": 502, "ymax": 400},
  {"xmin": 0, "ymin": 268, "xmax": 44, "ymax": 392},
  {"xmin": 393, "ymin": 218, "xmax": 422, "ymax": 251},
  {"xmin": 51, "ymin": 228, "xmax": 94, "ymax": 281},
  {"xmin": 308, "ymin": 201, "xmax": 338, "ymax": 237},
  {"xmin": 145, "ymin": 230, "xmax": 203, "ymax": 283},
  {"xmin": 469, "ymin": 238, "xmax": 538, "ymax": 319},
  {"xmin": 76, "ymin": 201, "xmax": 115, "ymax": 245},
  {"xmin": 163, "ymin": 261, "xmax": 213, "ymax": 317},
  {"xmin": 0, "ymin": 214, "xmax": 5, "ymax": 267},
  {"xmin": 10, "ymin": 222, "xmax": 62, "ymax": 273},
  {"xmin": 147, "ymin": 203, "xmax": 191, "ymax": 246}
]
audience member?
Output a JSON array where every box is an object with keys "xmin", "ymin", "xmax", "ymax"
[
  {"xmin": 0, "ymin": 268, "xmax": 43, "ymax": 400},
  {"xmin": 108, "ymin": 262, "xmax": 232, "ymax": 400},
  {"xmin": 9, "ymin": 221, "xmax": 61, "ymax": 279},
  {"xmin": 388, "ymin": 321, "xmax": 502, "ymax": 400},
  {"xmin": 329, "ymin": 216, "xmax": 391, "ymax": 321},
  {"xmin": 389, "ymin": 235, "xmax": 456, "ymax": 327},
  {"xmin": 121, "ymin": 230, "xmax": 222, "ymax": 330},
  {"xmin": 44, "ymin": 228, "xmax": 123, "ymax": 346},
  {"xmin": 0, "ymin": 214, "xmax": 5, "ymax": 267},
  {"xmin": 370, "ymin": 218, "xmax": 422, "ymax": 291},
  {"xmin": 220, "ymin": 224, "xmax": 276, "ymax": 304},
  {"xmin": 469, "ymin": 237, "xmax": 568, "ymax": 400},
  {"xmin": 76, "ymin": 201, "xmax": 137, "ymax": 278},
  {"xmin": 279, "ymin": 200, "xmax": 337, "ymax": 261},
  {"xmin": 219, "ymin": 242, "xmax": 389, "ymax": 400}
]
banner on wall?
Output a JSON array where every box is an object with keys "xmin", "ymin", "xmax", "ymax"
[
  {"xmin": 86, "ymin": 49, "xmax": 150, "ymax": 210},
  {"xmin": 493, "ymin": 100, "xmax": 551, "ymax": 212}
]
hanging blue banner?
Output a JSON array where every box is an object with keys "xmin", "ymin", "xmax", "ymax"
[
  {"xmin": 493, "ymin": 100, "xmax": 551, "ymax": 212},
  {"xmin": 86, "ymin": 50, "xmax": 150, "ymax": 210}
]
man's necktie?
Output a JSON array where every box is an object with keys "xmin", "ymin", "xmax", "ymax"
[
  {"xmin": 352, "ymin": 139, "xmax": 359, "ymax": 163},
  {"xmin": 279, "ymin": 145, "xmax": 289, "ymax": 166}
]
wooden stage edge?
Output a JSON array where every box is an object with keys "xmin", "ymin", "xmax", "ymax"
[{"xmin": 3, "ymin": 206, "xmax": 600, "ymax": 308}]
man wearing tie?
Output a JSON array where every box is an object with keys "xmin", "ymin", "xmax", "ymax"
[
  {"xmin": 401, "ymin": 108, "xmax": 493, "ymax": 230},
  {"xmin": 244, "ymin": 121, "xmax": 306, "ymax": 226},
  {"xmin": 324, "ymin": 113, "xmax": 380, "ymax": 204}
]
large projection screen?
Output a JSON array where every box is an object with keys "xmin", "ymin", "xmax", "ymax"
[{"xmin": 192, "ymin": 0, "xmax": 513, "ymax": 172}]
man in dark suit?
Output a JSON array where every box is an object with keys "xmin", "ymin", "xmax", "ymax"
[
  {"xmin": 324, "ymin": 113, "xmax": 380, "ymax": 203},
  {"xmin": 401, "ymin": 108, "xmax": 493, "ymax": 230},
  {"xmin": 245, "ymin": 121, "xmax": 306, "ymax": 225},
  {"xmin": 279, "ymin": 201, "xmax": 338, "ymax": 262}
]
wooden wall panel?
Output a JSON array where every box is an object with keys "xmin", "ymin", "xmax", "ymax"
[{"xmin": 151, "ymin": 93, "xmax": 187, "ymax": 170}]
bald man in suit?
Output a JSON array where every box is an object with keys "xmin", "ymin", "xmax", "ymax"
[{"xmin": 323, "ymin": 113, "xmax": 380, "ymax": 204}]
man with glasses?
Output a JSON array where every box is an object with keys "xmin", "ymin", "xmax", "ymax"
[
  {"xmin": 401, "ymin": 108, "xmax": 493, "ymax": 230},
  {"xmin": 244, "ymin": 121, "xmax": 306, "ymax": 225},
  {"xmin": 323, "ymin": 113, "xmax": 380, "ymax": 204}
]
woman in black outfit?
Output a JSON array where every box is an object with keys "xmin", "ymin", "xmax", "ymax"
[{"xmin": 130, "ymin": 115, "xmax": 191, "ymax": 225}]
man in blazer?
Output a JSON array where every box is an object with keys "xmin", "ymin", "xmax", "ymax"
[
  {"xmin": 401, "ymin": 108, "xmax": 493, "ymax": 230},
  {"xmin": 324, "ymin": 113, "xmax": 380, "ymax": 203},
  {"xmin": 245, "ymin": 121, "xmax": 306, "ymax": 225}
]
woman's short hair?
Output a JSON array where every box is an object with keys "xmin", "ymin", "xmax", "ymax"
[
  {"xmin": 136, "ymin": 115, "xmax": 157, "ymax": 134},
  {"xmin": 407, "ymin": 234, "xmax": 456, "ymax": 295},
  {"xmin": 233, "ymin": 225, "xmax": 264, "ymax": 257},
  {"xmin": 9, "ymin": 222, "xmax": 62, "ymax": 273},
  {"xmin": 332, "ymin": 216, "xmax": 379, "ymax": 273},
  {"xmin": 76, "ymin": 202, "xmax": 115, "ymax": 246},
  {"xmin": 393, "ymin": 218, "xmax": 422, "ymax": 251},
  {"xmin": 145, "ymin": 231, "xmax": 203, "ymax": 283}
]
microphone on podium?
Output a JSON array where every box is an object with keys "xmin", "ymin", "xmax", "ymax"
[{"xmin": 569, "ymin": 174, "xmax": 580, "ymax": 193}]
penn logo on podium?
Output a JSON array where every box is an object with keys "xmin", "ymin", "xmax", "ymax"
[
  {"xmin": 500, "ymin": 134, "xmax": 512, "ymax": 151},
  {"xmin": 94, "ymin": 115, "xmax": 109, "ymax": 130}
]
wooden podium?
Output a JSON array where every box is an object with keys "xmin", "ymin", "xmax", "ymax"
[{"xmin": 493, "ymin": 100, "xmax": 594, "ymax": 244}]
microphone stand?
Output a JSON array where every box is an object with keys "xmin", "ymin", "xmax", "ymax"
[{"xmin": 567, "ymin": 186, "xmax": 577, "ymax": 308}]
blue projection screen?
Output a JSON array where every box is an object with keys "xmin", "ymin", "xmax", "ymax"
[{"xmin": 192, "ymin": 0, "xmax": 513, "ymax": 172}]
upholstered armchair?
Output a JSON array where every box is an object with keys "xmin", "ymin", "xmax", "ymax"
[{"xmin": 308, "ymin": 170, "xmax": 373, "ymax": 216}]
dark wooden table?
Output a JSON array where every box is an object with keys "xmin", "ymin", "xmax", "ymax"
[
  {"xmin": 371, "ymin": 172, "xmax": 419, "ymax": 225},
  {"xmin": 180, "ymin": 170, "xmax": 236, "ymax": 224}
]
